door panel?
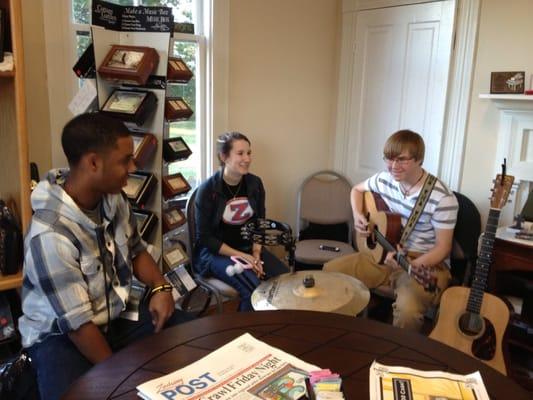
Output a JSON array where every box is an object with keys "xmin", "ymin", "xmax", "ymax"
[{"xmin": 346, "ymin": 1, "xmax": 455, "ymax": 184}]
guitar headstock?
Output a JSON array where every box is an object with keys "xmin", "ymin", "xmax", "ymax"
[{"xmin": 490, "ymin": 174, "xmax": 514, "ymax": 210}]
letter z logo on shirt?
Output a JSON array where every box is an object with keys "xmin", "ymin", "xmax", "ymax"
[{"xmin": 222, "ymin": 197, "xmax": 253, "ymax": 225}]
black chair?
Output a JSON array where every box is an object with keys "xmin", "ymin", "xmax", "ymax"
[
  {"xmin": 184, "ymin": 189, "xmax": 239, "ymax": 314},
  {"xmin": 449, "ymin": 191, "xmax": 481, "ymax": 286},
  {"xmin": 368, "ymin": 191, "xmax": 481, "ymax": 323}
]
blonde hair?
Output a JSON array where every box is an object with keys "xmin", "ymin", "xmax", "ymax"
[{"xmin": 383, "ymin": 130, "xmax": 425, "ymax": 163}]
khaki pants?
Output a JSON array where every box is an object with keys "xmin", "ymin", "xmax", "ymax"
[{"xmin": 323, "ymin": 252, "xmax": 451, "ymax": 331}]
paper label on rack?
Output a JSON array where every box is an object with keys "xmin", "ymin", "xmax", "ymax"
[{"xmin": 68, "ymin": 79, "xmax": 98, "ymax": 116}]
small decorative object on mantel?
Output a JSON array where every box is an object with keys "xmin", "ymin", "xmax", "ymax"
[
  {"xmin": 490, "ymin": 71, "xmax": 525, "ymax": 94},
  {"xmin": 124, "ymin": 171, "xmax": 157, "ymax": 207},
  {"xmin": 131, "ymin": 132, "xmax": 157, "ymax": 169},
  {"xmin": 98, "ymin": 44, "xmax": 159, "ymax": 85},
  {"xmin": 101, "ymin": 89, "xmax": 157, "ymax": 126},
  {"xmin": 167, "ymin": 57, "xmax": 193, "ymax": 83},
  {"xmin": 163, "ymin": 137, "xmax": 192, "ymax": 162},
  {"xmin": 162, "ymin": 205, "xmax": 186, "ymax": 233},
  {"xmin": 132, "ymin": 208, "xmax": 158, "ymax": 241},
  {"xmin": 165, "ymin": 97, "xmax": 193, "ymax": 121},
  {"xmin": 162, "ymin": 172, "xmax": 191, "ymax": 199},
  {"xmin": 526, "ymin": 74, "xmax": 533, "ymax": 95}
]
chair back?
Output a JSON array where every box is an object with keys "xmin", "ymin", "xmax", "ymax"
[
  {"xmin": 450, "ymin": 191, "xmax": 481, "ymax": 285},
  {"xmin": 185, "ymin": 188, "xmax": 199, "ymax": 269},
  {"xmin": 296, "ymin": 170, "xmax": 353, "ymax": 236}
]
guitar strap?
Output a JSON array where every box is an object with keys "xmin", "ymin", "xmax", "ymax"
[{"xmin": 399, "ymin": 173, "xmax": 437, "ymax": 247}]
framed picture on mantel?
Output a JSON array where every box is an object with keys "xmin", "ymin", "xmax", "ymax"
[{"xmin": 490, "ymin": 71, "xmax": 525, "ymax": 94}]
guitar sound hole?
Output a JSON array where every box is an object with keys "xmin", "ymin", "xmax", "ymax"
[
  {"xmin": 458, "ymin": 312, "xmax": 483, "ymax": 336},
  {"xmin": 366, "ymin": 233, "xmax": 377, "ymax": 250}
]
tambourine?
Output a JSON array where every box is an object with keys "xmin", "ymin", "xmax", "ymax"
[{"xmin": 240, "ymin": 218, "xmax": 294, "ymax": 247}]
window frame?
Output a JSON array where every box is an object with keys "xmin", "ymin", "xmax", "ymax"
[{"xmin": 44, "ymin": 0, "xmax": 213, "ymax": 180}]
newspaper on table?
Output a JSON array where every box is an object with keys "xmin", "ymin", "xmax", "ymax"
[
  {"xmin": 137, "ymin": 333, "xmax": 319, "ymax": 400},
  {"xmin": 369, "ymin": 361, "xmax": 490, "ymax": 400}
]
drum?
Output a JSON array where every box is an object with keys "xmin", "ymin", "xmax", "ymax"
[{"xmin": 251, "ymin": 270, "xmax": 370, "ymax": 316}]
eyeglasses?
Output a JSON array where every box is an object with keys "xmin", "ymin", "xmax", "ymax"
[{"xmin": 383, "ymin": 156, "xmax": 414, "ymax": 165}]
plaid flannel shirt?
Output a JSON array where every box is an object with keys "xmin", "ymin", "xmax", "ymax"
[{"xmin": 19, "ymin": 169, "xmax": 147, "ymax": 348}]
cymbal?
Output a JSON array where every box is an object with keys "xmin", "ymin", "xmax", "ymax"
[{"xmin": 251, "ymin": 270, "xmax": 370, "ymax": 316}]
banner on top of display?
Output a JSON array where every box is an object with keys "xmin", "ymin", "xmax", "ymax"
[{"xmin": 92, "ymin": 0, "xmax": 174, "ymax": 32}]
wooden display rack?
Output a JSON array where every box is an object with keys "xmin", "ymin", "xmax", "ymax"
[{"xmin": 0, "ymin": 0, "xmax": 30, "ymax": 290}]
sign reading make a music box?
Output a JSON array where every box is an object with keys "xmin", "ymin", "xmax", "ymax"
[{"xmin": 92, "ymin": 0, "xmax": 174, "ymax": 32}]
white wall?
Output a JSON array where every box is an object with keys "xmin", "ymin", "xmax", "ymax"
[
  {"xmin": 226, "ymin": 0, "xmax": 341, "ymax": 225},
  {"xmin": 30, "ymin": 0, "xmax": 533, "ymax": 227},
  {"xmin": 463, "ymin": 0, "xmax": 533, "ymax": 223}
]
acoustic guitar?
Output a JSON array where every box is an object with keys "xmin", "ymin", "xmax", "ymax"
[
  {"xmin": 355, "ymin": 191, "xmax": 437, "ymax": 292},
  {"xmin": 430, "ymin": 173, "xmax": 514, "ymax": 375}
]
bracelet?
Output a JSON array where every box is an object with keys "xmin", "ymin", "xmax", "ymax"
[{"xmin": 150, "ymin": 283, "xmax": 173, "ymax": 297}]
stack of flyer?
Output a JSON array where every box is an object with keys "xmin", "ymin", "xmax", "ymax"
[
  {"xmin": 306, "ymin": 370, "xmax": 345, "ymax": 400},
  {"xmin": 137, "ymin": 333, "xmax": 319, "ymax": 400},
  {"xmin": 369, "ymin": 361, "xmax": 490, "ymax": 400}
]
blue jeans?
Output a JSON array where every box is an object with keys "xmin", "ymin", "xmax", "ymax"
[
  {"xmin": 26, "ymin": 304, "xmax": 192, "ymax": 400},
  {"xmin": 197, "ymin": 247, "xmax": 288, "ymax": 311}
]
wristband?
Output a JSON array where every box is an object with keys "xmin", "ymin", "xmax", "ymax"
[{"xmin": 150, "ymin": 283, "xmax": 173, "ymax": 297}]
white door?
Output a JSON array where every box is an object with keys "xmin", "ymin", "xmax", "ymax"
[{"xmin": 344, "ymin": 1, "xmax": 455, "ymax": 183}]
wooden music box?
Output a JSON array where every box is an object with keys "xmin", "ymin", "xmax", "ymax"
[
  {"xmin": 132, "ymin": 209, "xmax": 158, "ymax": 241},
  {"xmin": 167, "ymin": 57, "xmax": 193, "ymax": 83},
  {"xmin": 162, "ymin": 172, "xmax": 191, "ymax": 199},
  {"xmin": 124, "ymin": 171, "xmax": 157, "ymax": 207},
  {"xmin": 164, "ymin": 97, "xmax": 193, "ymax": 121},
  {"xmin": 163, "ymin": 243, "xmax": 189, "ymax": 270},
  {"xmin": 98, "ymin": 45, "xmax": 159, "ymax": 86},
  {"xmin": 101, "ymin": 89, "xmax": 158, "ymax": 126},
  {"xmin": 131, "ymin": 132, "xmax": 157, "ymax": 169},
  {"xmin": 162, "ymin": 205, "xmax": 186, "ymax": 233},
  {"xmin": 163, "ymin": 137, "xmax": 192, "ymax": 163}
]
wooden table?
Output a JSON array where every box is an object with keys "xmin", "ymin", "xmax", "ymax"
[{"xmin": 63, "ymin": 310, "xmax": 531, "ymax": 400}]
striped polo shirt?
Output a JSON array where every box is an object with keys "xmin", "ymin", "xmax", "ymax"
[{"xmin": 364, "ymin": 171, "xmax": 458, "ymax": 257}]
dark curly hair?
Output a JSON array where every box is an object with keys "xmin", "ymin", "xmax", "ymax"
[{"xmin": 61, "ymin": 112, "xmax": 130, "ymax": 166}]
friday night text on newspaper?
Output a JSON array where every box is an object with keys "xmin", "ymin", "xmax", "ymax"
[
  {"xmin": 369, "ymin": 361, "xmax": 490, "ymax": 400},
  {"xmin": 137, "ymin": 333, "xmax": 319, "ymax": 400}
]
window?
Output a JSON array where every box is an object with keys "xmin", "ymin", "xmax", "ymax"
[{"xmin": 70, "ymin": 0, "xmax": 209, "ymax": 189}]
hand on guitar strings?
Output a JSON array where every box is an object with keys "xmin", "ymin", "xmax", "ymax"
[
  {"xmin": 354, "ymin": 212, "xmax": 370, "ymax": 236},
  {"xmin": 384, "ymin": 244, "xmax": 407, "ymax": 271}
]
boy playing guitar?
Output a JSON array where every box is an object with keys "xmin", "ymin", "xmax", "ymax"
[{"xmin": 324, "ymin": 130, "xmax": 458, "ymax": 331}]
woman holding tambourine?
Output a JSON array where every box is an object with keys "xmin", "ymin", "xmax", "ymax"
[{"xmin": 194, "ymin": 132, "xmax": 288, "ymax": 311}]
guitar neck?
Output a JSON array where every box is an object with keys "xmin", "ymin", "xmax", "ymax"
[
  {"xmin": 467, "ymin": 208, "xmax": 501, "ymax": 315},
  {"xmin": 374, "ymin": 229, "xmax": 411, "ymax": 273}
]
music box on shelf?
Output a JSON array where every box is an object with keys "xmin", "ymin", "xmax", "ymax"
[
  {"xmin": 132, "ymin": 209, "xmax": 158, "ymax": 241},
  {"xmin": 101, "ymin": 89, "xmax": 158, "ymax": 126},
  {"xmin": 167, "ymin": 57, "xmax": 193, "ymax": 83},
  {"xmin": 124, "ymin": 171, "xmax": 157, "ymax": 207},
  {"xmin": 98, "ymin": 45, "xmax": 159, "ymax": 86},
  {"xmin": 163, "ymin": 243, "xmax": 189, "ymax": 270},
  {"xmin": 131, "ymin": 132, "xmax": 157, "ymax": 169},
  {"xmin": 162, "ymin": 205, "xmax": 186, "ymax": 233},
  {"xmin": 163, "ymin": 137, "xmax": 192, "ymax": 162},
  {"xmin": 164, "ymin": 97, "xmax": 193, "ymax": 121},
  {"xmin": 162, "ymin": 172, "xmax": 191, "ymax": 199}
]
